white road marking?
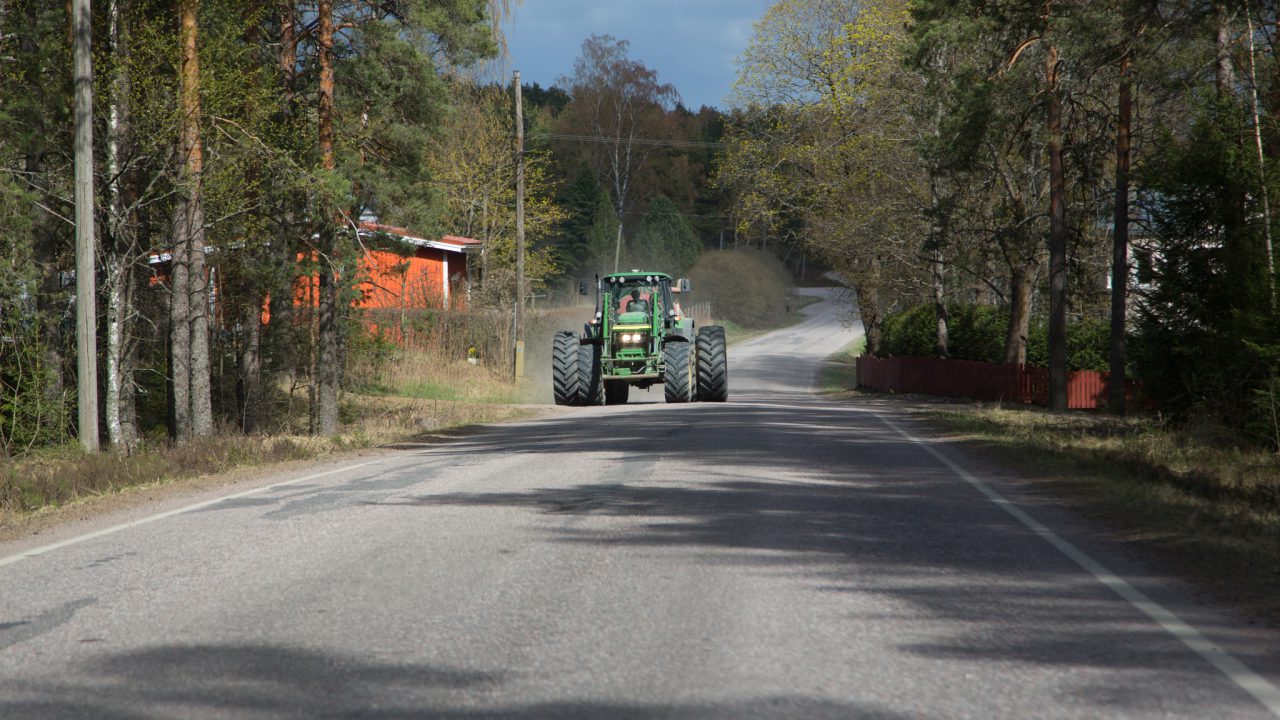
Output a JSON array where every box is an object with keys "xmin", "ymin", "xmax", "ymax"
[
  {"xmin": 878, "ymin": 413, "xmax": 1280, "ymax": 717},
  {"xmin": 0, "ymin": 459, "xmax": 384, "ymax": 569}
]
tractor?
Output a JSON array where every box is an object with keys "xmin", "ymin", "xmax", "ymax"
[{"xmin": 552, "ymin": 271, "xmax": 728, "ymax": 406}]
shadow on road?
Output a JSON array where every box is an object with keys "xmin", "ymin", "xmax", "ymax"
[
  {"xmin": 0, "ymin": 643, "xmax": 913, "ymax": 719},
  {"xmin": 383, "ymin": 396, "xmax": 1270, "ymax": 714}
]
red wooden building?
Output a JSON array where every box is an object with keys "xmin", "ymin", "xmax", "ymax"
[{"xmin": 354, "ymin": 222, "xmax": 481, "ymax": 311}]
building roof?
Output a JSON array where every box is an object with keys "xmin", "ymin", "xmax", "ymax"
[{"xmin": 358, "ymin": 222, "xmax": 482, "ymax": 254}]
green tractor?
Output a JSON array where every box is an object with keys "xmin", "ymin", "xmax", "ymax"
[{"xmin": 552, "ymin": 271, "xmax": 728, "ymax": 406}]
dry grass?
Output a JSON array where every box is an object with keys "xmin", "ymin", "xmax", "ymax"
[
  {"xmin": 351, "ymin": 348, "xmax": 527, "ymax": 404},
  {"xmin": 0, "ymin": 375, "xmax": 530, "ymax": 525},
  {"xmin": 928, "ymin": 406, "xmax": 1280, "ymax": 623}
]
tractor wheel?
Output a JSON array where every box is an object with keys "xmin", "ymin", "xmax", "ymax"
[
  {"xmin": 696, "ymin": 325, "xmax": 728, "ymax": 402},
  {"xmin": 552, "ymin": 331, "xmax": 580, "ymax": 406},
  {"xmin": 605, "ymin": 379, "xmax": 630, "ymax": 405},
  {"xmin": 578, "ymin": 343, "xmax": 605, "ymax": 406},
  {"xmin": 663, "ymin": 341, "xmax": 694, "ymax": 403}
]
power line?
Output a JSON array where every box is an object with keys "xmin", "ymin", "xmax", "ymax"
[{"xmin": 530, "ymin": 132, "xmax": 726, "ymax": 149}]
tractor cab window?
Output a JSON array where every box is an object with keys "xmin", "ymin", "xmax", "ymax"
[{"xmin": 610, "ymin": 281, "xmax": 659, "ymax": 322}]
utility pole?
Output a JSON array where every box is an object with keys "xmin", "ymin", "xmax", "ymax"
[
  {"xmin": 513, "ymin": 70, "xmax": 526, "ymax": 378},
  {"xmin": 73, "ymin": 0, "xmax": 99, "ymax": 451}
]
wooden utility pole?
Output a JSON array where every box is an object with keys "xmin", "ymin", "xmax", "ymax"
[
  {"xmin": 513, "ymin": 70, "xmax": 526, "ymax": 378},
  {"xmin": 73, "ymin": 0, "xmax": 99, "ymax": 451}
]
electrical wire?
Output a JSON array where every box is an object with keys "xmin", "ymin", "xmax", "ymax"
[{"xmin": 529, "ymin": 132, "xmax": 726, "ymax": 149}]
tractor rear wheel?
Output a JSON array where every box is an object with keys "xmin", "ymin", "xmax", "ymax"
[
  {"xmin": 552, "ymin": 331, "xmax": 580, "ymax": 406},
  {"xmin": 605, "ymin": 379, "xmax": 630, "ymax": 405},
  {"xmin": 696, "ymin": 325, "xmax": 728, "ymax": 402},
  {"xmin": 578, "ymin": 343, "xmax": 604, "ymax": 406},
  {"xmin": 663, "ymin": 341, "xmax": 693, "ymax": 403}
]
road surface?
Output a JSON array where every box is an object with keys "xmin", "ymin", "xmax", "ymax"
[{"xmin": 2, "ymin": 288, "xmax": 1278, "ymax": 719}]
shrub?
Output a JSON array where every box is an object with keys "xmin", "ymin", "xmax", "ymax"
[{"xmin": 880, "ymin": 302, "xmax": 1112, "ymax": 371}]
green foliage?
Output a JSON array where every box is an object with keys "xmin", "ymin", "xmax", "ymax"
[
  {"xmin": 0, "ymin": 318, "xmax": 71, "ymax": 456},
  {"xmin": 585, "ymin": 189, "xmax": 620, "ymax": 273},
  {"xmin": 1134, "ymin": 97, "xmax": 1279, "ymax": 441},
  {"xmin": 686, "ymin": 249, "xmax": 790, "ymax": 328},
  {"xmin": 550, "ymin": 164, "xmax": 600, "ymax": 276},
  {"xmin": 881, "ymin": 303, "xmax": 1111, "ymax": 372},
  {"xmin": 879, "ymin": 304, "xmax": 937, "ymax": 357},
  {"xmin": 630, "ymin": 194, "xmax": 702, "ymax": 275}
]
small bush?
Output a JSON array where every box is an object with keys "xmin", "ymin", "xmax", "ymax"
[{"xmin": 686, "ymin": 249, "xmax": 791, "ymax": 328}]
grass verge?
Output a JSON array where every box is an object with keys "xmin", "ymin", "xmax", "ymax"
[{"xmin": 817, "ymin": 337, "xmax": 865, "ymax": 393}]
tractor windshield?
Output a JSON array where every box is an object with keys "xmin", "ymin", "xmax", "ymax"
[{"xmin": 607, "ymin": 279, "xmax": 661, "ymax": 323}]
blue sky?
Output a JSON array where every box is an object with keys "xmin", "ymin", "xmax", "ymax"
[{"xmin": 504, "ymin": 0, "xmax": 774, "ymax": 110}]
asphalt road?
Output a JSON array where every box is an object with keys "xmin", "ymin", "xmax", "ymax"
[{"xmin": 2, "ymin": 287, "xmax": 1279, "ymax": 719}]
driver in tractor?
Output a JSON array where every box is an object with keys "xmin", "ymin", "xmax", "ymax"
[{"xmin": 625, "ymin": 289, "xmax": 649, "ymax": 314}]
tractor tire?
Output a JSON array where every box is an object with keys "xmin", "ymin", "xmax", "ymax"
[
  {"xmin": 578, "ymin": 343, "xmax": 605, "ymax": 406},
  {"xmin": 605, "ymin": 379, "xmax": 630, "ymax": 405},
  {"xmin": 663, "ymin": 341, "xmax": 694, "ymax": 403},
  {"xmin": 552, "ymin": 331, "xmax": 580, "ymax": 406},
  {"xmin": 696, "ymin": 325, "xmax": 728, "ymax": 402}
]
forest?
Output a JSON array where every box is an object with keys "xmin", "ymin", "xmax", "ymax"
[
  {"xmin": 0, "ymin": 1, "xmax": 736, "ymax": 457},
  {"xmin": 2, "ymin": 0, "xmax": 1278, "ymax": 459},
  {"xmin": 720, "ymin": 0, "xmax": 1280, "ymax": 447}
]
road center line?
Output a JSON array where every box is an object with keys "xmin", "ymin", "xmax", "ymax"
[
  {"xmin": 0, "ymin": 458, "xmax": 384, "ymax": 569},
  {"xmin": 877, "ymin": 413, "xmax": 1280, "ymax": 717}
]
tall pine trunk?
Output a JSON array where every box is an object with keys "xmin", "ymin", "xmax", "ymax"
[
  {"xmin": 315, "ymin": 0, "xmax": 340, "ymax": 435},
  {"xmin": 171, "ymin": 0, "xmax": 212, "ymax": 441},
  {"xmin": 1108, "ymin": 52, "xmax": 1132, "ymax": 414},
  {"xmin": 1045, "ymin": 40, "xmax": 1068, "ymax": 412}
]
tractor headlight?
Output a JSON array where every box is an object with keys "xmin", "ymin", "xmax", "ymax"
[{"xmin": 616, "ymin": 332, "xmax": 647, "ymax": 345}]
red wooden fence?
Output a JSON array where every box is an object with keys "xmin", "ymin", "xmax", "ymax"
[{"xmin": 855, "ymin": 355, "xmax": 1135, "ymax": 410}]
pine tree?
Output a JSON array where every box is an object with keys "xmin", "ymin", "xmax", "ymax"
[{"xmin": 632, "ymin": 195, "xmax": 701, "ymax": 274}]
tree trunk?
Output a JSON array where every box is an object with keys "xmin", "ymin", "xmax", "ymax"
[
  {"xmin": 1005, "ymin": 263, "xmax": 1034, "ymax": 366},
  {"xmin": 170, "ymin": 216, "xmax": 192, "ymax": 441},
  {"xmin": 105, "ymin": 0, "xmax": 140, "ymax": 450},
  {"xmin": 171, "ymin": 0, "xmax": 211, "ymax": 442},
  {"xmin": 930, "ymin": 174, "xmax": 948, "ymax": 357},
  {"xmin": 933, "ymin": 246, "xmax": 948, "ymax": 357},
  {"xmin": 857, "ymin": 283, "xmax": 882, "ymax": 357},
  {"xmin": 1216, "ymin": 1, "xmax": 1236, "ymax": 95},
  {"xmin": 316, "ymin": 0, "xmax": 340, "ymax": 436},
  {"xmin": 1046, "ymin": 41, "xmax": 1068, "ymax": 412},
  {"xmin": 613, "ymin": 218, "xmax": 624, "ymax": 273},
  {"xmin": 241, "ymin": 296, "xmax": 263, "ymax": 433},
  {"xmin": 1245, "ymin": 10, "xmax": 1275, "ymax": 304},
  {"xmin": 267, "ymin": 2, "xmax": 299, "ymax": 383},
  {"xmin": 1108, "ymin": 55, "xmax": 1132, "ymax": 414}
]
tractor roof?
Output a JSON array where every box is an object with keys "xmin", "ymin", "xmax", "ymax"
[{"xmin": 603, "ymin": 271, "xmax": 672, "ymax": 282}]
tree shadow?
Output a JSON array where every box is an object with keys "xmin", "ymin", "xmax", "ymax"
[
  {"xmin": 370, "ymin": 398, "xmax": 1276, "ymax": 713},
  {"xmin": 0, "ymin": 642, "xmax": 914, "ymax": 719}
]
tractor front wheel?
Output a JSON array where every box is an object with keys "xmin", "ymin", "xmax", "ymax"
[
  {"xmin": 663, "ymin": 341, "xmax": 693, "ymax": 403},
  {"xmin": 696, "ymin": 325, "xmax": 728, "ymax": 402},
  {"xmin": 605, "ymin": 379, "xmax": 630, "ymax": 405},
  {"xmin": 578, "ymin": 343, "xmax": 604, "ymax": 406},
  {"xmin": 552, "ymin": 332, "xmax": 580, "ymax": 406}
]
